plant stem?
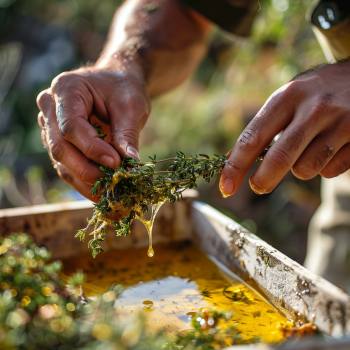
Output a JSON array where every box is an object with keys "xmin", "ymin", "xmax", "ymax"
[
  {"xmin": 195, "ymin": 164, "xmax": 225, "ymax": 180},
  {"xmin": 163, "ymin": 163, "xmax": 225, "ymax": 184},
  {"xmin": 154, "ymin": 171, "xmax": 172, "ymax": 174},
  {"xmin": 154, "ymin": 157, "xmax": 209, "ymax": 164},
  {"xmin": 154, "ymin": 158, "xmax": 176, "ymax": 163}
]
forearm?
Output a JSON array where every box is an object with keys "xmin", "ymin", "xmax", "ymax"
[
  {"xmin": 37, "ymin": 0, "xmax": 211, "ymax": 199},
  {"xmin": 95, "ymin": 0, "xmax": 212, "ymax": 97}
]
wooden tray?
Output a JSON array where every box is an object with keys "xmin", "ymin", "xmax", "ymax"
[{"xmin": 1, "ymin": 198, "xmax": 350, "ymax": 349}]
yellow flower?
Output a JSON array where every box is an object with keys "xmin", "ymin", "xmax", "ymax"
[
  {"xmin": 41, "ymin": 287, "xmax": 52, "ymax": 296},
  {"xmin": 21, "ymin": 296, "xmax": 31, "ymax": 307}
]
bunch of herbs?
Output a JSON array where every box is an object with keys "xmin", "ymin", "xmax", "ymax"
[{"xmin": 75, "ymin": 152, "xmax": 227, "ymax": 258}]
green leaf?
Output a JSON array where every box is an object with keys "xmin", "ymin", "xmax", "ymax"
[
  {"xmin": 76, "ymin": 152, "xmax": 228, "ymax": 258},
  {"xmin": 199, "ymin": 154, "xmax": 209, "ymax": 158}
]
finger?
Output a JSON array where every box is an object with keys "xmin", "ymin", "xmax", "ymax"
[
  {"xmin": 38, "ymin": 112, "xmax": 48, "ymax": 149},
  {"xmin": 220, "ymin": 83, "xmax": 298, "ymax": 197},
  {"xmin": 37, "ymin": 90, "xmax": 104, "ymax": 185},
  {"xmin": 108, "ymin": 87, "xmax": 150, "ymax": 160},
  {"xmin": 320, "ymin": 143, "xmax": 350, "ymax": 178},
  {"xmin": 249, "ymin": 95, "xmax": 343, "ymax": 194},
  {"xmin": 292, "ymin": 128, "xmax": 350, "ymax": 180},
  {"xmin": 41, "ymin": 129, "xmax": 47, "ymax": 150},
  {"xmin": 42, "ymin": 116, "xmax": 100, "ymax": 201},
  {"xmin": 49, "ymin": 73, "xmax": 121, "ymax": 169},
  {"xmin": 249, "ymin": 121, "xmax": 321, "ymax": 194},
  {"xmin": 38, "ymin": 111, "xmax": 45, "ymax": 129},
  {"xmin": 55, "ymin": 162, "xmax": 99, "ymax": 202}
]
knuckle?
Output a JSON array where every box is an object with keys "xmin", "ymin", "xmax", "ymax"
[
  {"xmin": 263, "ymin": 82, "xmax": 299, "ymax": 114},
  {"xmin": 284, "ymin": 126, "xmax": 305, "ymax": 152},
  {"xmin": 76, "ymin": 167, "xmax": 88, "ymax": 183},
  {"xmin": 51, "ymin": 72, "xmax": 81, "ymax": 93},
  {"xmin": 226, "ymin": 159, "xmax": 242, "ymax": 172},
  {"xmin": 238, "ymin": 128, "xmax": 259, "ymax": 150},
  {"xmin": 308, "ymin": 94, "xmax": 334, "ymax": 119},
  {"xmin": 85, "ymin": 142, "xmax": 95, "ymax": 159},
  {"xmin": 37, "ymin": 112, "xmax": 45, "ymax": 129},
  {"xmin": 111, "ymin": 69, "xmax": 137, "ymax": 84},
  {"xmin": 283, "ymin": 80, "xmax": 302, "ymax": 97},
  {"xmin": 58, "ymin": 118, "xmax": 75, "ymax": 137},
  {"xmin": 50, "ymin": 141, "xmax": 65, "ymax": 162},
  {"xmin": 320, "ymin": 92, "xmax": 334, "ymax": 105},
  {"xmin": 51, "ymin": 72, "xmax": 70, "ymax": 91},
  {"xmin": 273, "ymin": 81, "xmax": 302, "ymax": 104},
  {"xmin": 36, "ymin": 90, "xmax": 52, "ymax": 109},
  {"xmin": 313, "ymin": 101, "xmax": 329, "ymax": 116},
  {"xmin": 265, "ymin": 147, "xmax": 291, "ymax": 170},
  {"xmin": 111, "ymin": 128, "xmax": 139, "ymax": 146}
]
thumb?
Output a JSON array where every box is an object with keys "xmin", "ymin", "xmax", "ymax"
[
  {"xmin": 108, "ymin": 91, "xmax": 150, "ymax": 161},
  {"xmin": 112, "ymin": 123, "xmax": 141, "ymax": 161}
]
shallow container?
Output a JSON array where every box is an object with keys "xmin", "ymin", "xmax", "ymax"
[{"xmin": 1, "ymin": 196, "xmax": 350, "ymax": 349}]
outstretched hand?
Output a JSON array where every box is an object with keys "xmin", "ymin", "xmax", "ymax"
[
  {"xmin": 37, "ymin": 65, "xmax": 150, "ymax": 200},
  {"xmin": 220, "ymin": 61, "xmax": 350, "ymax": 197}
]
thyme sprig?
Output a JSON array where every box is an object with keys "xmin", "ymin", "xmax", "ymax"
[{"xmin": 76, "ymin": 152, "xmax": 227, "ymax": 257}]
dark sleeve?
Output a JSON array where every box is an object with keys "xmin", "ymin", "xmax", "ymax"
[{"xmin": 177, "ymin": 0, "xmax": 260, "ymax": 37}]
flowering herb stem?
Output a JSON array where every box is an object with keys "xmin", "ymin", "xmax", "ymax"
[{"xmin": 75, "ymin": 151, "xmax": 227, "ymax": 258}]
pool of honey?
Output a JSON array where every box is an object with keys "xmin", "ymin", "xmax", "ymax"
[{"xmin": 62, "ymin": 241, "xmax": 289, "ymax": 344}]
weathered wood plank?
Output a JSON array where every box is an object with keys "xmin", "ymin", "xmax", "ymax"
[
  {"xmin": 0, "ymin": 199, "xmax": 193, "ymax": 258},
  {"xmin": 191, "ymin": 201, "xmax": 350, "ymax": 338}
]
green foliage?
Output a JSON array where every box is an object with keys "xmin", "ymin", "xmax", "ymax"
[
  {"xmin": 0, "ymin": 233, "xmax": 261, "ymax": 349},
  {"xmin": 77, "ymin": 153, "xmax": 227, "ymax": 257},
  {"xmin": 0, "ymin": 0, "xmax": 323, "ymax": 264},
  {"xmin": 0, "ymin": 233, "xmax": 164, "ymax": 349},
  {"xmin": 165, "ymin": 310, "xmax": 244, "ymax": 349},
  {"xmin": 92, "ymin": 123, "xmax": 107, "ymax": 140},
  {"xmin": 67, "ymin": 271, "xmax": 85, "ymax": 288}
]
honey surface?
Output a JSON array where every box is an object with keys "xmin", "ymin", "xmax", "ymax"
[{"xmin": 62, "ymin": 241, "xmax": 288, "ymax": 344}]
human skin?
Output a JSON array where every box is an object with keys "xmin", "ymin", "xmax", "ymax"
[
  {"xmin": 38, "ymin": 0, "xmax": 350, "ymax": 200},
  {"xmin": 219, "ymin": 61, "xmax": 350, "ymax": 197},
  {"xmin": 37, "ymin": 0, "xmax": 212, "ymax": 200}
]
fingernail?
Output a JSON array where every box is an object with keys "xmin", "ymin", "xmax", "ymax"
[
  {"xmin": 249, "ymin": 175, "xmax": 265, "ymax": 195},
  {"xmin": 100, "ymin": 155, "xmax": 116, "ymax": 169},
  {"xmin": 220, "ymin": 177, "xmax": 235, "ymax": 198},
  {"xmin": 127, "ymin": 146, "xmax": 140, "ymax": 160}
]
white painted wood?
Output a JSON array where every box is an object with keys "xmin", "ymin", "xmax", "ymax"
[{"xmin": 191, "ymin": 201, "xmax": 350, "ymax": 338}]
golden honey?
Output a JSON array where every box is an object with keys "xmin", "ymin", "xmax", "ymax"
[{"xmin": 62, "ymin": 241, "xmax": 289, "ymax": 344}]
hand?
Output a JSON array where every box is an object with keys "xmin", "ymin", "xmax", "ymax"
[
  {"xmin": 37, "ymin": 64, "xmax": 150, "ymax": 200},
  {"xmin": 220, "ymin": 61, "xmax": 350, "ymax": 197}
]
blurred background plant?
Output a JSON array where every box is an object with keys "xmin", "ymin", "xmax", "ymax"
[
  {"xmin": 0, "ymin": 0, "xmax": 325, "ymax": 263},
  {"xmin": 0, "ymin": 233, "xmax": 274, "ymax": 349}
]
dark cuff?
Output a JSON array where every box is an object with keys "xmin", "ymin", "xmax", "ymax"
[{"xmin": 177, "ymin": 0, "xmax": 259, "ymax": 37}]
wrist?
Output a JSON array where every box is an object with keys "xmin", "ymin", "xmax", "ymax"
[{"xmin": 95, "ymin": 49, "xmax": 147, "ymax": 83}]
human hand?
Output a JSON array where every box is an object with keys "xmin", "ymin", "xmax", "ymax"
[
  {"xmin": 37, "ymin": 64, "xmax": 150, "ymax": 201},
  {"xmin": 220, "ymin": 61, "xmax": 350, "ymax": 197}
]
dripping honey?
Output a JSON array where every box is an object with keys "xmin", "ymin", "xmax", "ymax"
[
  {"xmin": 62, "ymin": 241, "xmax": 290, "ymax": 344},
  {"xmin": 107, "ymin": 169, "xmax": 166, "ymax": 257}
]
